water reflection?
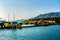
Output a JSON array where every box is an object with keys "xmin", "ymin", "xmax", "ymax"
[{"xmin": 0, "ymin": 25, "xmax": 60, "ymax": 40}]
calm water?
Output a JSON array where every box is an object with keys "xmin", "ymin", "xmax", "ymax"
[{"xmin": 0, "ymin": 25, "xmax": 60, "ymax": 40}]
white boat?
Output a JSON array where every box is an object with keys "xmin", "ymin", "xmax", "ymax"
[{"xmin": 21, "ymin": 24, "xmax": 34, "ymax": 27}]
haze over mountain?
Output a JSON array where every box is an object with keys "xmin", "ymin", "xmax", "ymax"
[
  {"xmin": 35, "ymin": 12, "xmax": 60, "ymax": 19},
  {"xmin": 10, "ymin": 12, "xmax": 60, "ymax": 21}
]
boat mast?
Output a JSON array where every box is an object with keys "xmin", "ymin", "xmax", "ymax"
[
  {"xmin": 13, "ymin": 13, "xmax": 15, "ymax": 20},
  {"xmin": 8, "ymin": 13, "xmax": 10, "ymax": 21}
]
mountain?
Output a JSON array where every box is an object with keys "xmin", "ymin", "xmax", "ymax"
[{"xmin": 35, "ymin": 12, "xmax": 60, "ymax": 19}]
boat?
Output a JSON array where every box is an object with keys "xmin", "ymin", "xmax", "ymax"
[{"xmin": 21, "ymin": 24, "xmax": 34, "ymax": 27}]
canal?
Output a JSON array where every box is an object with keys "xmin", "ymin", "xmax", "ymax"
[{"xmin": 0, "ymin": 25, "xmax": 60, "ymax": 40}]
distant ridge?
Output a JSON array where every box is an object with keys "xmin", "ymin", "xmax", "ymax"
[{"xmin": 35, "ymin": 12, "xmax": 60, "ymax": 19}]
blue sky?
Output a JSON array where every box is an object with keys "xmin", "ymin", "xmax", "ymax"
[{"xmin": 0, "ymin": 0, "xmax": 60, "ymax": 20}]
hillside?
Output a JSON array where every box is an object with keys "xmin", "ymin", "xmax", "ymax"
[{"xmin": 35, "ymin": 12, "xmax": 60, "ymax": 19}]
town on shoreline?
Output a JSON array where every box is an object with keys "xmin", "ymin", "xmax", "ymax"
[{"xmin": 0, "ymin": 12, "xmax": 60, "ymax": 29}]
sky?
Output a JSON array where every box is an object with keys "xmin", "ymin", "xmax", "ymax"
[{"xmin": 0, "ymin": 0, "xmax": 60, "ymax": 20}]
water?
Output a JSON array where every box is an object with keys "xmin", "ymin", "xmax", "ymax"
[{"xmin": 0, "ymin": 25, "xmax": 60, "ymax": 40}]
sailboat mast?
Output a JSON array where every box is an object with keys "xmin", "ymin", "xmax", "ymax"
[
  {"xmin": 13, "ymin": 13, "xmax": 15, "ymax": 20},
  {"xmin": 8, "ymin": 13, "xmax": 10, "ymax": 21}
]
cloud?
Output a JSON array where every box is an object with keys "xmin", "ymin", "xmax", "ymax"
[{"xmin": 33, "ymin": 9, "xmax": 41, "ymax": 13}]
